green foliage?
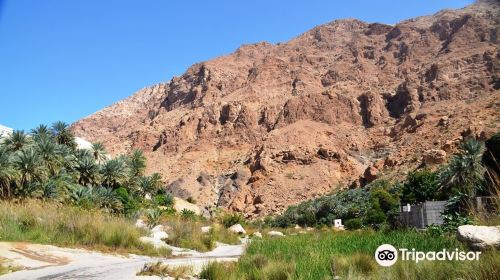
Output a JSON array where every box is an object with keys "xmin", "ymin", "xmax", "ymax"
[
  {"xmin": 217, "ymin": 230, "xmax": 467, "ymax": 280},
  {"xmin": 272, "ymin": 180, "xmax": 399, "ymax": 229},
  {"xmin": 439, "ymin": 139, "xmax": 486, "ymax": 210},
  {"xmin": 181, "ymin": 209, "xmax": 196, "ymax": 220},
  {"xmin": 401, "ymin": 169, "xmax": 444, "ymax": 203},
  {"xmin": 344, "ymin": 218, "xmax": 363, "ymax": 230},
  {"xmin": 128, "ymin": 149, "xmax": 146, "ymax": 177},
  {"xmin": 115, "ymin": 187, "xmax": 140, "ymax": 215},
  {"xmin": 220, "ymin": 212, "xmax": 245, "ymax": 228},
  {"xmin": 154, "ymin": 193, "xmax": 174, "ymax": 207},
  {"xmin": 0, "ymin": 200, "xmax": 167, "ymax": 256},
  {"xmin": 146, "ymin": 208, "xmax": 162, "ymax": 227}
]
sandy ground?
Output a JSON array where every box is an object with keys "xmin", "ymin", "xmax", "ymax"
[{"xmin": 0, "ymin": 242, "xmax": 245, "ymax": 280}]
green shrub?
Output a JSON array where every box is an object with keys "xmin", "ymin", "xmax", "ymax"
[
  {"xmin": 220, "ymin": 212, "xmax": 245, "ymax": 228},
  {"xmin": 401, "ymin": 169, "xmax": 443, "ymax": 204},
  {"xmin": 181, "ymin": 209, "xmax": 196, "ymax": 220},
  {"xmin": 344, "ymin": 218, "xmax": 363, "ymax": 230},
  {"xmin": 154, "ymin": 193, "xmax": 174, "ymax": 207},
  {"xmin": 199, "ymin": 262, "xmax": 237, "ymax": 280}
]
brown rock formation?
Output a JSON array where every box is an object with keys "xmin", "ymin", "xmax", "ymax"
[{"xmin": 72, "ymin": 1, "xmax": 500, "ymax": 217}]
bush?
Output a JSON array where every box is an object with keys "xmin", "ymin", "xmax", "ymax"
[
  {"xmin": 220, "ymin": 212, "xmax": 245, "ymax": 228},
  {"xmin": 0, "ymin": 200, "xmax": 168, "ymax": 256},
  {"xmin": 401, "ymin": 169, "xmax": 444, "ymax": 204},
  {"xmin": 154, "ymin": 193, "xmax": 174, "ymax": 207},
  {"xmin": 344, "ymin": 218, "xmax": 363, "ymax": 230}
]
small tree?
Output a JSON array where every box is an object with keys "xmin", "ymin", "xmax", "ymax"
[{"xmin": 439, "ymin": 139, "xmax": 486, "ymax": 212}]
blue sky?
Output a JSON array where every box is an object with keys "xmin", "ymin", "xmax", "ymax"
[{"xmin": 0, "ymin": 0, "xmax": 472, "ymax": 131}]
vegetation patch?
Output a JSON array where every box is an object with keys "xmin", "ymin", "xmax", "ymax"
[
  {"xmin": 199, "ymin": 230, "xmax": 499, "ymax": 280},
  {"xmin": 137, "ymin": 262, "xmax": 192, "ymax": 278},
  {"xmin": 0, "ymin": 200, "xmax": 170, "ymax": 256}
]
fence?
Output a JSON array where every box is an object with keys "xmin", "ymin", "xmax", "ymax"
[{"xmin": 398, "ymin": 201, "xmax": 447, "ymax": 229}]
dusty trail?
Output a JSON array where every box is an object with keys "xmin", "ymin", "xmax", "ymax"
[{"xmin": 0, "ymin": 242, "xmax": 245, "ymax": 280}]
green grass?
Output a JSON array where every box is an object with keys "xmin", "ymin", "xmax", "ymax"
[
  {"xmin": 161, "ymin": 216, "xmax": 240, "ymax": 252},
  {"xmin": 0, "ymin": 200, "xmax": 170, "ymax": 256},
  {"xmin": 200, "ymin": 230, "xmax": 500, "ymax": 280},
  {"xmin": 137, "ymin": 262, "xmax": 193, "ymax": 278}
]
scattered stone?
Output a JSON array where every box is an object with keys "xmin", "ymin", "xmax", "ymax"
[
  {"xmin": 229, "ymin": 224, "xmax": 246, "ymax": 234},
  {"xmin": 253, "ymin": 232, "xmax": 263, "ymax": 238},
  {"xmin": 294, "ymin": 224, "xmax": 302, "ymax": 229},
  {"xmin": 135, "ymin": 219, "xmax": 147, "ymax": 229},
  {"xmin": 139, "ymin": 236, "xmax": 169, "ymax": 249},
  {"xmin": 457, "ymin": 225, "xmax": 500, "ymax": 251},
  {"xmin": 423, "ymin": 149, "xmax": 447, "ymax": 164},
  {"xmin": 201, "ymin": 226, "xmax": 212, "ymax": 233},
  {"xmin": 151, "ymin": 231, "xmax": 168, "ymax": 240},
  {"xmin": 438, "ymin": 116, "xmax": 449, "ymax": 126},
  {"xmin": 267, "ymin": 230, "xmax": 285, "ymax": 237},
  {"xmin": 151, "ymin": 225, "xmax": 164, "ymax": 233}
]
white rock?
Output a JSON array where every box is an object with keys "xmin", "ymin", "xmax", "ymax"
[
  {"xmin": 151, "ymin": 231, "xmax": 168, "ymax": 240},
  {"xmin": 145, "ymin": 193, "xmax": 152, "ymax": 200},
  {"xmin": 139, "ymin": 236, "xmax": 169, "ymax": 249},
  {"xmin": 135, "ymin": 219, "xmax": 147, "ymax": 229},
  {"xmin": 253, "ymin": 232, "xmax": 262, "ymax": 238},
  {"xmin": 457, "ymin": 225, "xmax": 500, "ymax": 250},
  {"xmin": 229, "ymin": 224, "xmax": 246, "ymax": 234},
  {"xmin": 294, "ymin": 224, "xmax": 302, "ymax": 229},
  {"xmin": 267, "ymin": 230, "xmax": 285, "ymax": 237},
  {"xmin": 151, "ymin": 225, "xmax": 164, "ymax": 233},
  {"xmin": 201, "ymin": 226, "xmax": 212, "ymax": 233}
]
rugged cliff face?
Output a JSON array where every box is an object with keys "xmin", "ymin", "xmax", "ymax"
[{"xmin": 72, "ymin": 1, "xmax": 500, "ymax": 217}]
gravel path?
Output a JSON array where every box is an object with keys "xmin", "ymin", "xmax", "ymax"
[{"xmin": 0, "ymin": 242, "xmax": 245, "ymax": 280}]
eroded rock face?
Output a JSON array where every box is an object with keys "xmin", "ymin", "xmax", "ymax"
[
  {"xmin": 423, "ymin": 149, "xmax": 447, "ymax": 165},
  {"xmin": 71, "ymin": 1, "xmax": 500, "ymax": 218}
]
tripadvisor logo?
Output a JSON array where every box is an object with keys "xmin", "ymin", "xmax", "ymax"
[{"xmin": 374, "ymin": 244, "xmax": 481, "ymax": 267}]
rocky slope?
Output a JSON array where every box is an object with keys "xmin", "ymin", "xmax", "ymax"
[{"xmin": 72, "ymin": 0, "xmax": 500, "ymax": 217}]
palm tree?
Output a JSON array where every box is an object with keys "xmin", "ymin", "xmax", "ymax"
[
  {"xmin": 0, "ymin": 147, "xmax": 19, "ymax": 198},
  {"xmin": 2, "ymin": 130, "xmax": 30, "ymax": 152},
  {"xmin": 100, "ymin": 158, "xmax": 129, "ymax": 189},
  {"xmin": 128, "ymin": 149, "xmax": 146, "ymax": 177},
  {"xmin": 13, "ymin": 148, "xmax": 48, "ymax": 197},
  {"xmin": 41, "ymin": 172, "xmax": 74, "ymax": 201},
  {"xmin": 34, "ymin": 136, "xmax": 63, "ymax": 175},
  {"xmin": 31, "ymin": 124, "xmax": 52, "ymax": 141},
  {"xmin": 91, "ymin": 142, "xmax": 108, "ymax": 163},
  {"xmin": 51, "ymin": 121, "xmax": 76, "ymax": 149},
  {"xmin": 75, "ymin": 153, "xmax": 100, "ymax": 186},
  {"xmin": 440, "ymin": 139, "xmax": 486, "ymax": 206}
]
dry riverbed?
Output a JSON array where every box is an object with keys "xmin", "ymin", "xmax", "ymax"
[{"xmin": 0, "ymin": 241, "xmax": 246, "ymax": 280}]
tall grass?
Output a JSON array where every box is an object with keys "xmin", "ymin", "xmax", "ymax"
[
  {"xmin": 0, "ymin": 200, "xmax": 168, "ymax": 256},
  {"xmin": 161, "ymin": 216, "xmax": 240, "ymax": 252},
  {"xmin": 200, "ymin": 230, "xmax": 499, "ymax": 280}
]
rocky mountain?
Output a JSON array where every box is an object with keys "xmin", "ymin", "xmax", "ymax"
[{"xmin": 72, "ymin": 0, "xmax": 500, "ymax": 217}]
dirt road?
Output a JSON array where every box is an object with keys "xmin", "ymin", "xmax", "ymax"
[{"xmin": 0, "ymin": 242, "xmax": 245, "ymax": 279}]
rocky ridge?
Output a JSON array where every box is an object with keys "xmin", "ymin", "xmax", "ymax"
[{"xmin": 72, "ymin": 1, "xmax": 500, "ymax": 217}]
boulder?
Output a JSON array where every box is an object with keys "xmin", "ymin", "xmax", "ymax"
[
  {"xmin": 457, "ymin": 225, "xmax": 500, "ymax": 250},
  {"xmin": 151, "ymin": 231, "xmax": 169, "ymax": 240},
  {"xmin": 135, "ymin": 219, "xmax": 147, "ymax": 229},
  {"xmin": 229, "ymin": 224, "xmax": 246, "ymax": 234},
  {"xmin": 423, "ymin": 149, "xmax": 447, "ymax": 164},
  {"xmin": 201, "ymin": 226, "xmax": 212, "ymax": 233},
  {"xmin": 253, "ymin": 232, "xmax": 263, "ymax": 238},
  {"xmin": 267, "ymin": 230, "xmax": 285, "ymax": 237},
  {"xmin": 139, "ymin": 236, "xmax": 169, "ymax": 249},
  {"xmin": 151, "ymin": 225, "xmax": 164, "ymax": 233}
]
